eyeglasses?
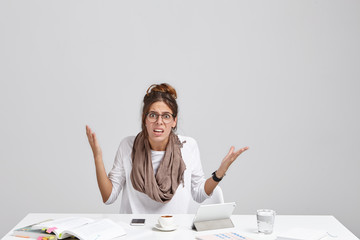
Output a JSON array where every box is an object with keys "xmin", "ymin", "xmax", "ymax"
[{"xmin": 146, "ymin": 111, "xmax": 174, "ymax": 124}]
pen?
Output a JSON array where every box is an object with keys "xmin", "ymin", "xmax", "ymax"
[{"xmin": 14, "ymin": 236, "xmax": 30, "ymax": 238}]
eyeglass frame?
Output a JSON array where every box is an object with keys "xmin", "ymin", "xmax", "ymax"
[{"xmin": 146, "ymin": 111, "xmax": 175, "ymax": 124}]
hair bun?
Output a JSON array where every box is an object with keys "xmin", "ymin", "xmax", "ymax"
[{"xmin": 146, "ymin": 83, "xmax": 177, "ymax": 99}]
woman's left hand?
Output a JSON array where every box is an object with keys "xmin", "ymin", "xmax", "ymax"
[{"xmin": 216, "ymin": 146, "xmax": 249, "ymax": 178}]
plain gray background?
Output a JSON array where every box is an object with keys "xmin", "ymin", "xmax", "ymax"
[{"xmin": 1, "ymin": 0, "xmax": 359, "ymax": 238}]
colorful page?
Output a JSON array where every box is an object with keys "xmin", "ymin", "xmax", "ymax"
[
  {"xmin": 32, "ymin": 217, "xmax": 94, "ymax": 239},
  {"xmin": 196, "ymin": 232, "xmax": 254, "ymax": 240}
]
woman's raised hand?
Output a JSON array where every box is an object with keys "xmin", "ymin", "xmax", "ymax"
[
  {"xmin": 217, "ymin": 146, "xmax": 249, "ymax": 178},
  {"xmin": 205, "ymin": 145, "xmax": 249, "ymax": 195},
  {"xmin": 86, "ymin": 125, "xmax": 102, "ymax": 159},
  {"xmin": 86, "ymin": 125, "xmax": 112, "ymax": 202}
]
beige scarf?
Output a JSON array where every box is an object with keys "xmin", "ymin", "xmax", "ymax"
[{"xmin": 130, "ymin": 131, "xmax": 186, "ymax": 203}]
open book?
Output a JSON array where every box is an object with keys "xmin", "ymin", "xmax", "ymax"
[
  {"xmin": 12, "ymin": 220, "xmax": 57, "ymax": 239},
  {"xmin": 31, "ymin": 217, "xmax": 126, "ymax": 240}
]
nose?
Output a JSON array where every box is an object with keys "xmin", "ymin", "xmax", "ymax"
[{"xmin": 155, "ymin": 115, "xmax": 163, "ymax": 124}]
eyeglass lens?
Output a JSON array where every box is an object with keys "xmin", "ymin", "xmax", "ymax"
[{"xmin": 147, "ymin": 112, "xmax": 173, "ymax": 123}]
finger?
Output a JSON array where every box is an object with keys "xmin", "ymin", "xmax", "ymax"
[
  {"xmin": 234, "ymin": 146, "xmax": 249, "ymax": 155},
  {"xmin": 227, "ymin": 147, "xmax": 249, "ymax": 162},
  {"xmin": 86, "ymin": 125, "xmax": 92, "ymax": 138},
  {"xmin": 86, "ymin": 126, "xmax": 91, "ymax": 141},
  {"xmin": 226, "ymin": 146, "xmax": 235, "ymax": 157},
  {"xmin": 86, "ymin": 126, "xmax": 95, "ymax": 145},
  {"xmin": 92, "ymin": 132, "xmax": 99, "ymax": 146}
]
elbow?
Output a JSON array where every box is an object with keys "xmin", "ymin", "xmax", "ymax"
[{"xmin": 102, "ymin": 192, "xmax": 111, "ymax": 204}]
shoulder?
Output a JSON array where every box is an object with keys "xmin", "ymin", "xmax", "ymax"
[
  {"xmin": 118, "ymin": 136, "xmax": 136, "ymax": 152},
  {"xmin": 177, "ymin": 135, "xmax": 199, "ymax": 151}
]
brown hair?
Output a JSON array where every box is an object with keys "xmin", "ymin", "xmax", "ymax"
[{"xmin": 142, "ymin": 83, "xmax": 178, "ymax": 132}]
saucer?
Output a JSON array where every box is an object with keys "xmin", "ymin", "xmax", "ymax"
[{"xmin": 154, "ymin": 223, "xmax": 178, "ymax": 231}]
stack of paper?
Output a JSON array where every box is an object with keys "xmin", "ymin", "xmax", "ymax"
[{"xmin": 276, "ymin": 228, "xmax": 328, "ymax": 240}]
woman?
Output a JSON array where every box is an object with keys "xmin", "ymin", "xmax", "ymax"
[{"xmin": 86, "ymin": 83, "xmax": 248, "ymax": 213}]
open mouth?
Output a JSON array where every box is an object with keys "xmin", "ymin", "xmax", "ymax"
[{"xmin": 153, "ymin": 129, "xmax": 164, "ymax": 134}]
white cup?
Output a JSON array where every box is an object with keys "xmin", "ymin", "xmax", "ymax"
[
  {"xmin": 158, "ymin": 215, "xmax": 175, "ymax": 228},
  {"xmin": 257, "ymin": 209, "xmax": 276, "ymax": 234}
]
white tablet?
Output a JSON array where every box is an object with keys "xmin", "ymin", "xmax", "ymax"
[{"xmin": 193, "ymin": 202, "xmax": 236, "ymax": 223}]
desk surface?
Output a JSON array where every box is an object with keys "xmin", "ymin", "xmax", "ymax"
[{"xmin": 3, "ymin": 213, "xmax": 359, "ymax": 240}]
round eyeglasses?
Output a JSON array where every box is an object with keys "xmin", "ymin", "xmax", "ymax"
[{"xmin": 147, "ymin": 112, "xmax": 174, "ymax": 124}]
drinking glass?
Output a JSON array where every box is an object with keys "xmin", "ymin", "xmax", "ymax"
[{"xmin": 257, "ymin": 209, "xmax": 275, "ymax": 234}]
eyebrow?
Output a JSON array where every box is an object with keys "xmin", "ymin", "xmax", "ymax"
[{"xmin": 148, "ymin": 111, "xmax": 173, "ymax": 115}]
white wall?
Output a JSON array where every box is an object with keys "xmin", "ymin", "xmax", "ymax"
[{"xmin": 1, "ymin": 0, "xmax": 359, "ymax": 237}]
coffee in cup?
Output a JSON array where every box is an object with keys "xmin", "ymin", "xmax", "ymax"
[{"xmin": 158, "ymin": 215, "xmax": 175, "ymax": 228}]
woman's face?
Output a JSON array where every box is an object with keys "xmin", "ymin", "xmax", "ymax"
[{"xmin": 145, "ymin": 101, "xmax": 177, "ymax": 151}]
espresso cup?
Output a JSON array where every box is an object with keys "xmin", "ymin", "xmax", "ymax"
[{"xmin": 158, "ymin": 215, "xmax": 175, "ymax": 228}]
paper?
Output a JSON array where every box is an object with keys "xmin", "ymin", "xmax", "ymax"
[
  {"xmin": 32, "ymin": 217, "xmax": 126, "ymax": 240},
  {"xmin": 196, "ymin": 232, "xmax": 254, "ymax": 240},
  {"xmin": 276, "ymin": 228, "xmax": 328, "ymax": 240},
  {"xmin": 68, "ymin": 219, "xmax": 126, "ymax": 240},
  {"xmin": 46, "ymin": 227, "xmax": 57, "ymax": 233}
]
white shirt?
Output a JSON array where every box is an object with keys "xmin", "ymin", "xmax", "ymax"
[
  {"xmin": 105, "ymin": 135, "xmax": 210, "ymax": 214},
  {"xmin": 150, "ymin": 150, "xmax": 164, "ymax": 174}
]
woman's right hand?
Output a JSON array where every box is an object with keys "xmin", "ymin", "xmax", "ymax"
[{"xmin": 86, "ymin": 125, "xmax": 102, "ymax": 159}]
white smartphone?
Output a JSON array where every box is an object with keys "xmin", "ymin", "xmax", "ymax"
[{"xmin": 130, "ymin": 218, "xmax": 146, "ymax": 226}]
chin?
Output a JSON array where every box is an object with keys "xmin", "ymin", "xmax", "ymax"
[
  {"xmin": 150, "ymin": 135, "xmax": 167, "ymax": 142},
  {"xmin": 148, "ymin": 133, "xmax": 170, "ymax": 145}
]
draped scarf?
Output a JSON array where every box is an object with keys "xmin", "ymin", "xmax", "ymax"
[{"xmin": 130, "ymin": 131, "xmax": 186, "ymax": 203}]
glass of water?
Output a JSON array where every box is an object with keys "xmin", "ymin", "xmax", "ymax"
[{"xmin": 257, "ymin": 209, "xmax": 276, "ymax": 234}]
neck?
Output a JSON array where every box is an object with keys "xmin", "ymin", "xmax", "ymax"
[
  {"xmin": 148, "ymin": 137, "xmax": 169, "ymax": 151},
  {"xmin": 149, "ymin": 139, "xmax": 168, "ymax": 151}
]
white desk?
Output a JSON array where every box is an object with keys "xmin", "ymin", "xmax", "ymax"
[{"xmin": 3, "ymin": 213, "xmax": 359, "ymax": 240}]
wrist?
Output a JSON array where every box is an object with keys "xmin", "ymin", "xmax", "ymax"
[
  {"xmin": 94, "ymin": 154, "xmax": 103, "ymax": 162},
  {"xmin": 211, "ymin": 171, "xmax": 223, "ymax": 182},
  {"xmin": 216, "ymin": 168, "xmax": 227, "ymax": 178}
]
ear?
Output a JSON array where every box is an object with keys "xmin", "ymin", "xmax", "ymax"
[{"xmin": 172, "ymin": 117, "xmax": 177, "ymax": 128}]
